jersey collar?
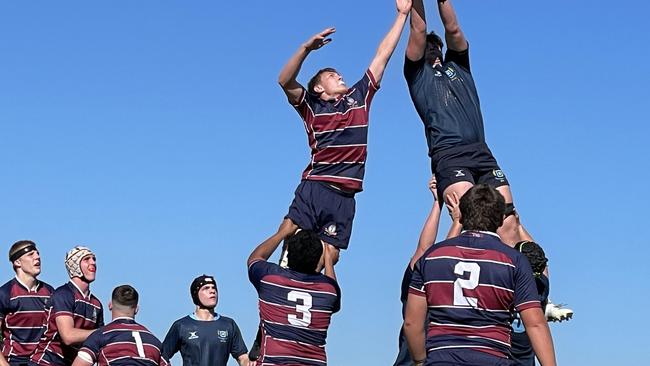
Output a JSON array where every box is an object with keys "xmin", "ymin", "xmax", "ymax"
[
  {"xmin": 14, "ymin": 276, "xmax": 40, "ymax": 292},
  {"xmin": 190, "ymin": 312, "xmax": 220, "ymax": 321},
  {"xmin": 461, "ymin": 230, "xmax": 501, "ymax": 240}
]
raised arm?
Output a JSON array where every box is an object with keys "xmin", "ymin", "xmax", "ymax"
[
  {"xmin": 278, "ymin": 28, "xmax": 335, "ymax": 105},
  {"xmin": 410, "ymin": 176, "xmax": 441, "ymax": 269},
  {"xmin": 323, "ymin": 243, "xmax": 339, "ymax": 281},
  {"xmin": 445, "ymin": 191, "xmax": 462, "ymax": 239},
  {"xmin": 406, "ymin": 0, "xmax": 426, "ymax": 61},
  {"xmin": 247, "ymin": 219, "xmax": 298, "ymax": 266},
  {"xmin": 437, "ymin": 0, "xmax": 467, "ymax": 52},
  {"xmin": 368, "ymin": 0, "xmax": 412, "ymax": 84}
]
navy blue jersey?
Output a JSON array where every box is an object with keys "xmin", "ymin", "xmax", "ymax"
[
  {"xmin": 511, "ymin": 275, "xmax": 550, "ymax": 365},
  {"xmin": 0, "ymin": 278, "xmax": 54, "ymax": 365},
  {"xmin": 248, "ymin": 260, "xmax": 341, "ymax": 366},
  {"xmin": 409, "ymin": 231, "xmax": 541, "ymax": 363},
  {"xmin": 78, "ymin": 318, "xmax": 168, "ymax": 366},
  {"xmin": 293, "ymin": 70, "xmax": 379, "ymax": 192},
  {"xmin": 404, "ymin": 49, "xmax": 485, "ymax": 156},
  {"xmin": 31, "ymin": 282, "xmax": 103, "ymax": 366},
  {"xmin": 161, "ymin": 314, "xmax": 247, "ymax": 366}
]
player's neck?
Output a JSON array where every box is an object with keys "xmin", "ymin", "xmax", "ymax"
[
  {"xmin": 15, "ymin": 272, "xmax": 38, "ymax": 291},
  {"xmin": 70, "ymin": 277, "xmax": 91, "ymax": 297},
  {"xmin": 194, "ymin": 307, "xmax": 216, "ymax": 321}
]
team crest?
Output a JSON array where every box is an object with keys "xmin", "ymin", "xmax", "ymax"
[
  {"xmin": 444, "ymin": 67, "xmax": 457, "ymax": 80},
  {"xmin": 493, "ymin": 169, "xmax": 505, "ymax": 181},
  {"xmin": 324, "ymin": 224, "xmax": 338, "ymax": 237},
  {"xmin": 345, "ymin": 96, "xmax": 358, "ymax": 107},
  {"xmin": 188, "ymin": 331, "xmax": 199, "ymax": 340},
  {"xmin": 217, "ymin": 330, "xmax": 228, "ymax": 342}
]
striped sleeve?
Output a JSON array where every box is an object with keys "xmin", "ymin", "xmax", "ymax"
[
  {"xmin": 513, "ymin": 253, "xmax": 542, "ymax": 312},
  {"xmin": 408, "ymin": 259, "xmax": 426, "ymax": 297}
]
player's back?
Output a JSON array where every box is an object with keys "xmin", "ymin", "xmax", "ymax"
[
  {"xmin": 249, "ymin": 260, "xmax": 341, "ymax": 366},
  {"xmin": 410, "ymin": 231, "xmax": 541, "ymax": 364},
  {"xmin": 79, "ymin": 318, "xmax": 167, "ymax": 366}
]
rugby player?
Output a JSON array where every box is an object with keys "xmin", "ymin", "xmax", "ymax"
[
  {"xmin": 0, "ymin": 241, "xmax": 54, "ymax": 366},
  {"xmin": 30, "ymin": 247, "xmax": 103, "ymax": 366},
  {"xmin": 72, "ymin": 285, "xmax": 168, "ymax": 366}
]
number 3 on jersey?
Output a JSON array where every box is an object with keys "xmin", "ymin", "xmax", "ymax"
[
  {"xmin": 453, "ymin": 262, "xmax": 480, "ymax": 307},
  {"xmin": 287, "ymin": 290, "xmax": 312, "ymax": 327}
]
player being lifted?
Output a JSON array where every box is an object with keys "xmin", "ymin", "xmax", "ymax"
[
  {"xmin": 403, "ymin": 0, "xmax": 572, "ymax": 321},
  {"xmin": 261, "ymin": 0, "xmax": 413, "ymax": 265},
  {"xmin": 403, "ymin": 0, "xmax": 525, "ymax": 244}
]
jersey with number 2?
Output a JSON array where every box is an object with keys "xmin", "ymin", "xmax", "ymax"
[
  {"xmin": 248, "ymin": 260, "xmax": 341, "ymax": 366},
  {"xmin": 409, "ymin": 231, "xmax": 541, "ymax": 359}
]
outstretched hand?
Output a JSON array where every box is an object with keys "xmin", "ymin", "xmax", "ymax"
[
  {"xmin": 428, "ymin": 175, "xmax": 438, "ymax": 202},
  {"xmin": 303, "ymin": 28, "xmax": 336, "ymax": 51},
  {"xmin": 446, "ymin": 191, "xmax": 461, "ymax": 223},
  {"xmin": 396, "ymin": 0, "xmax": 413, "ymax": 14}
]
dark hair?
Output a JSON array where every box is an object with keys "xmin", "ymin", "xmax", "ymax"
[
  {"xmin": 425, "ymin": 31, "xmax": 444, "ymax": 64},
  {"xmin": 112, "ymin": 285, "xmax": 139, "ymax": 308},
  {"xmin": 9, "ymin": 240, "xmax": 37, "ymax": 266},
  {"xmin": 459, "ymin": 184, "xmax": 505, "ymax": 233},
  {"xmin": 307, "ymin": 67, "xmax": 338, "ymax": 94},
  {"xmin": 514, "ymin": 241, "xmax": 548, "ymax": 275},
  {"xmin": 286, "ymin": 230, "xmax": 323, "ymax": 274}
]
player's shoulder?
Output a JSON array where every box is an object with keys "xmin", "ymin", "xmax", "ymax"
[
  {"xmin": 53, "ymin": 282, "xmax": 74, "ymax": 296},
  {"xmin": 40, "ymin": 281, "xmax": 55, "ymax": 293},
  {"xmin": 0, "ymin": 278, "xmax": 15, "ymax": 292}
]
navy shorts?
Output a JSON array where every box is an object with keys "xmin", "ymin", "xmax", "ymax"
[
  {"xmin": 285, "ymin": 180, "xmax": 356, "ymax": 249},
  {"xmin": 426, "ymin": 349, "xmax": 515, "ymax": 365},
  {"xmin": 431, "ymin": 142, "xmax": 509, "ymax": 203}
]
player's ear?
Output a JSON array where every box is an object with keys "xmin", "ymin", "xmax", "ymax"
[
  {"xmin": 314, "ymin": 84, "xmax": 324, "ymax": 94},
  {"xmin": 108, "ymin": 301, "xmax": 113, "ymax": 311},
  {"xmin": 134, "ymin": 305, "xmax": 139, "ymax": 315}
]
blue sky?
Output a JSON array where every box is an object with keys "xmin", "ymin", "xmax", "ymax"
[{"xmin": 1, "ymin": 1, "xmax": 648, "ymax": 365}]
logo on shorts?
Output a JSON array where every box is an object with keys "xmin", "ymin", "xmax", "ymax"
[
  {"xmin": 345, "ymin": 96, "xmax": 358, "ymax": 107},
  {"xmin": 433, "ymin": 69, "xmax": 443, "ymax": 77},
  {"xmin": 493, "ymin": 169, "xmax": 506, "ymax": 182},
  {"xmin": 454, "ymin": 170, "xmax": 466, "ymax": 177},
  {"xmin": 217, "ymin": 330, "xmax": 228, "ymax": 342},
  {"xmin": 324, "ymin": 224, "xmax": 338, "ymax": 237},
  {"xmin": 188, "ymin": 331, "xmax": 199, "ymax": 340}
]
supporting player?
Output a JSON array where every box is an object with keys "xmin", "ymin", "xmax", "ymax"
[
  {"xmin": 161, "ymin": 275, "xmax": 249, "ymax": 366},
  {"xmin": 30, "ymin": 247, "xmax": 103, "ymax": 366},
  {"xmin": 404, "ymin": 0, "xmax": 523, "ymax": 245},
  {"xmin": 0, "ymin": 241, "xmax": 54, "ymax": 366},
  {"xmin": 71, "ymin": 285, "xmax": 169, "ymax": 366},
  {"xmin": 247, "ymin": 230, "xmax": 340, "ymax": 365},
  {"xmin": 261, "ymin": 0, "xmax": 413, "ymax": 266},
  {"xmin": 393, "ymin": 177, "xmax": 461, "ymax": 366},
  {"xmin": 404, "ymin": 185, "xmax": 556, "ymax": 366}
]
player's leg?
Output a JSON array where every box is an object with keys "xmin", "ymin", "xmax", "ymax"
[
  {"xmin": 437, "ymin": 166, "xmax": 474, "ymax": 214},
  {"xmin": 494, "ymin": 185, "xmax": 521, "ymax": 246}
]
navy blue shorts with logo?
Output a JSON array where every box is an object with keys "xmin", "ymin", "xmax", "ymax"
[
  {"xmin": 285, "ymin": 180, "xmax": 356, "ymax": 249},
  {"xmin": 431, "ymin": 142, "xmax": 509, "ymax": 203},
  {"xmin": 426, "ymin": 349, "xmax": 515, "ymax": 365}
]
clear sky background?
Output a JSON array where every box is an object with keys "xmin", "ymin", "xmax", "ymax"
[{"xmin": 1, "ymin": 1, "xmax": 648, "ymax": 365}]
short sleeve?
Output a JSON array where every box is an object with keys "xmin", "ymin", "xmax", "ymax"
[
  {"xmin": 444, "ymin": 48, "xmax": 470, "ymax": 72},
  {"xmin": 331, "ymin": 280, "xmax": 342, "ymax": 314},
  {"xmin": 408, "ymin": 258, "xmax": 426, "ymax": 298},
  {"xmin": 52, "ymin": 288, "xmax": 75, "ymax": 319},
  {"xmin": 513, "ymin": 254, "xmax": 542, "ymax": 312},
  {"xmin": 0, "ymin": 286, "xmax": 10, "ymax": 320},
  {"xmin": 348, "ymin": 70, "xmax": 379, "ymax": 110},
  {"xmin": 404, "ymin": 55, "xmax": 426, "ymax": 84},
  {"xmin": 229, "ymin": 320, "xmax": 248, "ymax": 359},
  {"xmin": 161, "ymin": 321, "xmax": 180, "ymax": 360},
  {"xmin": 78, "ymin": 328, "xmax": 103, "ymax": 363},
  {"xmin": 248, "ymin": 260, "xmax": 274, "ymax": 290}
]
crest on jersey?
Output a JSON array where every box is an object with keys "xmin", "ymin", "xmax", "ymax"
[
  {"xmin": 188, "ymin": 331, "xmax": 199, "ymax": 340},
  {"xmin": 324, "ymin": 224, "xmax": 337, "ymax": 237},
  {"xmin": 445, "ymin": 67, "xmax": 457, "ymax": 80},
  {"xmin": 493, "ymin": 169, "xmax": 506, "ymax": 182},
  {"xmin": 345, "ymin": 96, "xmax": 358, "ymax": 108},
  {"xmin": 218, "ymin": 330, "xmax": 228, "ymax": 342}
]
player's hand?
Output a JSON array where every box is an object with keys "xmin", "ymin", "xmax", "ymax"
[
  {"xmin": 303, "ymin": 28, "xmax": 335, "ymax": 51},
  {"xmin": 446, "ymin": 191, "xmax": 461, "ymax": 222},
  {"xmin": 428, "ymin": 175, "xmax": 438, "ymax": 202},
  {"xmin": 324, "ymin": 243, "xmax": 340, "ymax": 266},
  {"xmin": 396, "ymin": 0, "xmax": 412, "ymax": 14}
]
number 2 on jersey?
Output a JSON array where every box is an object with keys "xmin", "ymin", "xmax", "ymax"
[
  {"xmin": 453, "ymin": 262, "xmax": 480, "ymax": 307},
  {"xmin": 287, "ymin": 290, "xmax": 312, "ymax": 327}
]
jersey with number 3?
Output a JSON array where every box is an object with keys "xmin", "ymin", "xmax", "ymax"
[
  {"xmin": 78, "ymin": 318, "xmax": 169, "ymax": 366},
  {"xmin": 409, "ymin": 231, "xmax": 541, "ymax": 360},
  {"xmin": 248, "ymin": 260, "xmax": 341, "ymax": 366}
]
